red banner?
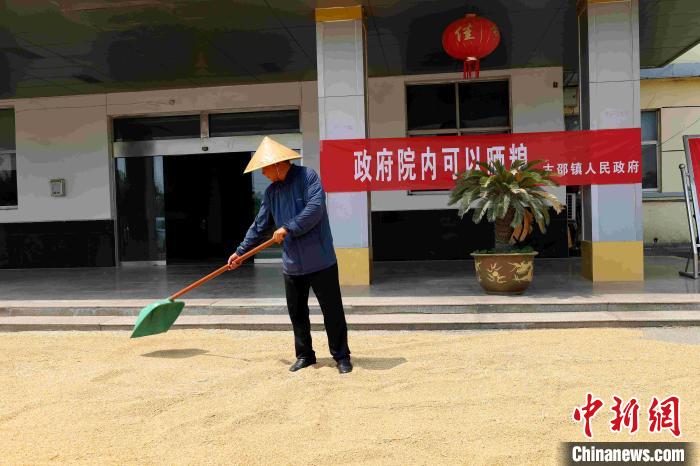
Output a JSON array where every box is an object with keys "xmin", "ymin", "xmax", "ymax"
[
  {"xmin": 320, "ymin": 128, "xmax": 641, "ymax": 192},
  {"xmin": 687, "ymin": 137, "xmax": 700, "ymax": 207}
]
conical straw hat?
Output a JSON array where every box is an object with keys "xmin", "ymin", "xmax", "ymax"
[{"xmin": 244, "ymin": 136, "xmax": 302, "ymax": 173}]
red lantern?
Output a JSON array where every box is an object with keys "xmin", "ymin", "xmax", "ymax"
[{"xmin": 442, "ymin": 13, "xmax": 500, "ymax": 79}]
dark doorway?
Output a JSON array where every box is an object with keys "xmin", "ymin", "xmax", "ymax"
[
  {"xmin": 163, "ymin": 153, "xmax": 252, "ymax": 264},
  {"xmin": 115, "ymin": 156, "xmax": 166, "ymax": 263}
]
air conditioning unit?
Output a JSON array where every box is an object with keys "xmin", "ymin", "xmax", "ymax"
[
  {"xmin": 564, "ymin": 86, "xmax": 579, "ymax": 116},
  {"xmin": 566, "ymin": 193, "xmax": 576, "ymax": 221}
]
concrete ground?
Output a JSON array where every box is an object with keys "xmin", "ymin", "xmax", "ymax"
[
  {"xmin": 0, "ymin": 256, "xmax": 698, "ymax": 301},
  {"xmin": 1, "ymin": 328, "xmax": 698, "ymax": 465}
]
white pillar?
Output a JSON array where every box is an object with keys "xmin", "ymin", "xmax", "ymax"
[
  {"xmin": 578, "ymin": 0, "xmax": 643, "ymax": 281},
  {"xmin": 315, "ymin": 5, "xmax": 372, "ymax": 285}
]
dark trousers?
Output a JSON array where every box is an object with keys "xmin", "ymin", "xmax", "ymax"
[{"xmin": 283, "ymin": 263, "xmax": 350, "ymax": 361}]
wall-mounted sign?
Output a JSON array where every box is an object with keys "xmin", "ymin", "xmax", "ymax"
[
  {"xmin": 320, "ymin": 128, "xmax": 641, "ymax": 193},
  {"xmin": 680, "ymin": 135, "xmax": 700, "ymax": 278},
  {"xmin": 442, "ymin": 13, "xmax": 500, "ymax": 79}
]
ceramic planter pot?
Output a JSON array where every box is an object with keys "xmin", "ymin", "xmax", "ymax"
[{"xmin": 470, "ymin": 251, "xmax": 538, "ymax": 295}]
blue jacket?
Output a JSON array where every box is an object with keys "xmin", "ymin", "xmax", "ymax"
[{"xmin": 236, "ymin": 164, "xmax": 337, "ymax": 276}]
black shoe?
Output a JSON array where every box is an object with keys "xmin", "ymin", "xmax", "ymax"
[
  {"xmin": 337, "ymin": 358, "xmax": 353, "ymax": 374},
  {"xmin": 289, "ymin": 357, "xmax": 316, "ymax": 372}
]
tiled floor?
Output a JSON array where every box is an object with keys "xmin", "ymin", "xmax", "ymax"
[{"xmin": 0, "ymin": 256, "xmax": 698, "ymax": 301}]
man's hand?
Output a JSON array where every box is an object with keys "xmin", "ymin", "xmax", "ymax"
[
  {"xmin": 272, "ymin": 227, "xmax": 288, "ymax": 244},
  {"xmin": 227, "ymin": 252, "xmax": 242, "ymax": 270}
]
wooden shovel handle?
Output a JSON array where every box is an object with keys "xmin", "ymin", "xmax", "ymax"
[{"xmin": 169, "ymin": 238, "xmax": 277, "ymax": 300}]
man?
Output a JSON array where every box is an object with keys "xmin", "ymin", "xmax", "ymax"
[{"xmin": 228, "ymin": 137, "xmax": 352, "ymax": 374}]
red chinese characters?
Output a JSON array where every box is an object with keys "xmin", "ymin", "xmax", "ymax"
[
  {"xmin": 610, "ymin": 396, "xmax": 640, "ymax": 434},
  {"xmin": 442, "ymin": 13, "xmax": 500, "ymax": 78},
  {"xmin": 649, "ymin": 396, "xmax": 681, "ymax": 437},
  {"xmin": 572, "ymin": 394, "xmax": 682, "ymax": 438},
  {"xmin": 573, "ymin": 393, "xmax": 604, "ymax": 438}
]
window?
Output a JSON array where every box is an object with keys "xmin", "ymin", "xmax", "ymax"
[
  {"xmin": 113, "ymin": 115, "xmax": 201, "ymax": 142},
  {"xmin": 405, "ymin": 80, "xmax": 510, "ymax": 194},
  {"xmin": 406, "ymin": 84, "xmax": 456, "ymax": 131},
  {"xmin": 209, "ymin": 109, "xmax": 299, "ymax": 137},
  {"xmin": 0, "ymin": 108, "xmax": 17, "ymax": 209},
  {"xmin": 641, "ymin": 110, "xmax": 659, "ymax": 190},
  {"xmin": 458, "ymin": 81, "xmax": 509, "ymax": 129},
  {"xmin": 406, "ymin": 80, "xmax": 510, "ymax": 136}
]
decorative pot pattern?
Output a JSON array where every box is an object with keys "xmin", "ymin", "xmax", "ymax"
[{"xmin": 471, "ymin": 252, "xmax": 538, "ymax": 294}]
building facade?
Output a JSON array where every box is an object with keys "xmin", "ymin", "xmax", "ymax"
[
  {"xmin": 640, "ymin": 74, "xmax": 700, "ymax": 248},
  {"xmin": 0, "ymin": 0, "xmax": 697, "ymax": 285}
]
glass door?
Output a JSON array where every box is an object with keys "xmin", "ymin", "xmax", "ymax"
[{"xmin": 115, "ymin": 156, "xmax": 166, "ymax": 263}]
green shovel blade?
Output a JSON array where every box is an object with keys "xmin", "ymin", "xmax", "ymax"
[{"xmin": 131, "ymin": 299, "xmax": 185, "ymax": 338}]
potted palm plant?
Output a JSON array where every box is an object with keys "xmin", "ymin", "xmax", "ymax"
[{"xmin": 448, "ymin": 160, "xmax": 562, "ymax": 294}]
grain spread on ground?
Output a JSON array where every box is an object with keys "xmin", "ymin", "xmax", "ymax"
[{"xmin": 1, "ymin": 329, "xmax": 697, "ymax": 465}]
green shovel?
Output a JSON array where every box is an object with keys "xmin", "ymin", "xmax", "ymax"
[{"xmin": 131, "ymin": 238, "xmax": 276, "ymax": 338}]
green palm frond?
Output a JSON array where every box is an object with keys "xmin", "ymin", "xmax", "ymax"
[{"xmin": 450, "ymin": 159, "xmax": 562, "ymax": 236}]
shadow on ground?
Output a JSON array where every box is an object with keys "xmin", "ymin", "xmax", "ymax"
[
  {"xmin": 279, "ymin": 357, "xmax": 407, "ymax": 371},
  {"xmin": 141, "ymin": 348, "xmax": 245, "ymax": 360}
]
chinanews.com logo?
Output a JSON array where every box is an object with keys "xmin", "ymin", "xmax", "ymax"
[{"xmin": 562, "ymin": 393, "xmax": 694, "ymax": 465}]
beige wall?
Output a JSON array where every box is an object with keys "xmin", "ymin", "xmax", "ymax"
[
  {"xmin": 2, "ymin": 72, "xmax": 690, "ymax": 247},
  {"xmin": 640, "ymin": 77, "xmax": 700, "ymax": 245},
  {"xmin": 0, "ymin": 94, "xmax": 111, "ymax": 223},
  {"xmin": 0, "ymin": 66, "xmax": 564, "ymax": 224},
  {"xmin": 0, "ymin": 81, "xmax": 315, "ymax": 224},
  {"xmin": 641, "ymin": 78, "xmax": 700, "ymax": 193},
  {"xmin": 368, "ymin": 67, "xmax": 565, "ymax": 212},
  {"xmin": 643, "ymin": 200, "xmax": 690, "ymax": 244},
  {"xmin": 641, "ymin": 78, "xmax": 700, "ymax": 108}
]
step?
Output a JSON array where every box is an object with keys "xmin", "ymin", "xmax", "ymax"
[
  {"xmin": 2, "ymin": 311, "xmax": 700, "ymax": 332},
  {"xmin": 1, "ymin": 294, "xmax": 700, "ymax": 317}
]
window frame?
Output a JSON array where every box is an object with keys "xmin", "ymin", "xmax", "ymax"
[
  {"xmin": 0, "ymin": 150, "xmax": 18, "ymax": 210},
  {"xmin": 404, "ymin": 78, "xmax": 512, "ymax": 195},
  {"xmin": 113, "ymin": 114, "xmax": 202, "ymax": 142},
  {"xmin": 0, "ymin": 107, "xmax": 17, "ymax": 209},
  {"xmin": 405, "ymin": 78, "xmax": 512, "ymax": 137},
  {"xmin": 641, "ymin": 109, "xmax": 660, "ymax": 192},
  {"xmin": 208, "ymin": 108, "xmax": 300, "ymax": 137}
]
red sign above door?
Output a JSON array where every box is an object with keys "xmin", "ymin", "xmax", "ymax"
[{"xmin": 320, "ymin": 128, "xmax": 642, "ymax": 192}]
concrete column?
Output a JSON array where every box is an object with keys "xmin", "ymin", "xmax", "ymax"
[
  {"xmin": 316, "ymin": 5, "xmax": 372, "ymax": 285},
  {"xmin": 578, "ymin": 0, "xmax": 643, "ymax": 281}
]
